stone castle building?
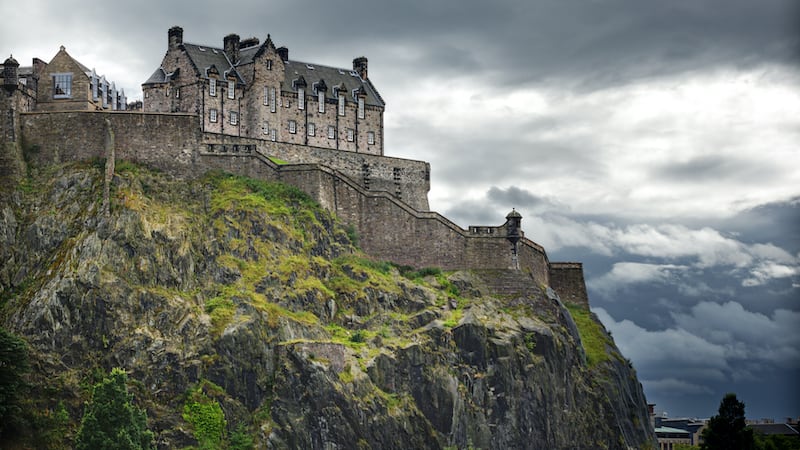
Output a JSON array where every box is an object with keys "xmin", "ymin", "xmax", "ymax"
[
  {"xmin": 143, "ymin": 26, "xmax": 383, "ymax": 155},
  {"xmin": 1, "ymin": 27, "xmax": 591, "ymax": 309},
  {"xmin": 1, "ymin": 47, "xmax": 126, "ymax": 113}
]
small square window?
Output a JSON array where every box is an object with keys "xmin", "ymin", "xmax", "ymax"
[
  {"xmin": 308, "ymin": 123, "xmax": 315, "ymax": 136},
  {"xmin": 347, "ymin": 128, "xmax": 354, "ymax": 142},
  {"xmin": 328, "ymin": 126, "xmax": 335, "ymax": 139},
  {"xmin": 270, "ymin": 129, "xmax": 276, "ymax": 142},
  {"xmin": 289, "ymin": 120, "xmax": 297, "ymax": 134},
  {"xmin": 367, "ymin": 131, "xmax": 375, "ymax": 145},
  {"xmin": 230, "ymin": 111, "xmax": 238, "ymax": 125},
  {"xmin": 210, "ymin": 109, "xmax": 218, "ymax": 123}
]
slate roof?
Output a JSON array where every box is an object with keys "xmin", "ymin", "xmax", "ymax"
[
  {"xmin": 144, "ymin": 39, "xmax": 385, "ymax": 107},
  {"xmin": 283, "ymin": 60, "xmax": 384, "ymax": 107},
  {"xmin": 750, "ymin": 423, "xmax": 799, "ymax": 436}
]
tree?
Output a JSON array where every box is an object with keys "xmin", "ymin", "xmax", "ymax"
[
  {"xmin": 701, "ymin": 393, "xmax": 755, "ymax": 450},
  {"xmin": 75, "ymin": 368, "xmax": 154, "ymax": 450},
  {"xmin": 0, "ymin": 326, "xmax": 30, "ymax": 437}
]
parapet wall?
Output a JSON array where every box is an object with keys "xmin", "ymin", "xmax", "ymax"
[
  {"xmin": 17, "ymin": 110, "xmax": 585, "ymax": 294},
  {"xmin": 202, "ymin": 133, "xmax": 431, "ymax": 211},
  {"xmin": 549, "ymin": 262, "xmax": 589, "ymax": 308}
]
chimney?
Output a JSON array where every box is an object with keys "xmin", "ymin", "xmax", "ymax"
[
  {"xmin": 353, "ymin": 56, "xmax": 368, "ymax": 80},
  {"xmin": 240, "ymin": 37, "xmax": 260, "ymax": 49},
  {"xmin": 276, "ymin": 46, "xmax": 289, "ymax": 62},
  {"xmin": 168, "ymin": 26, "xmax": 183, "ymax": 50},
  {"xmin": 224, "ymin": 34, "xmax": 240, "ymax": 64}
]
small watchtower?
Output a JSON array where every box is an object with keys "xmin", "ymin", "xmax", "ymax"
[
  {"xmin": 3, "ymin": 55, "xmax": 19, "ymax": 93},
  {"xmin": 506, "ymin": 209, "xmax": 523, "ymax": 269}
]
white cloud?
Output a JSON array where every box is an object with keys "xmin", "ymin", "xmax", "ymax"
[{"xmin": 588, "ymin": 262, "xmax": 688, "ymax": 296}]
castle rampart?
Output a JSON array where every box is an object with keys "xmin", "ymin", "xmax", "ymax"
[{"xmin": 17, "ymin": 110, "xmax": 560, "ymax": 288}]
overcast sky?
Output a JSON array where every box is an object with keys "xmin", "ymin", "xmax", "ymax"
[{"xmin": 3, "ymin": 0, "xmax": 798, "ymax": 421}]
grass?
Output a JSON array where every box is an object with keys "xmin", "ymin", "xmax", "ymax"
[{"xmin": 564, "ymin": 303, "xmax": 613, "ymax": 367}]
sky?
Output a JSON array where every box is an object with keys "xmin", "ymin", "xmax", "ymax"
[{"xmin": 2, "ymin": 0, "xmax": 799, "ymax": 421}]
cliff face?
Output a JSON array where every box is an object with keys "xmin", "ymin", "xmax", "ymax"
[{"xmin": 0, "ymin": 162, "xmax": 654, "ymax": 449}]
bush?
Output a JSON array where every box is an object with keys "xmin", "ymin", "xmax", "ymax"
[
  {"xmin": 0, "ymin": 327, "xmax": 30, "ymax": 438},
  {"xmin": 183, "ymin": 386, "xmax": 226, "ymax": 449},
  {"xmin": 75, "ymin": 368, "xmax": 153, "ymax": 450}
]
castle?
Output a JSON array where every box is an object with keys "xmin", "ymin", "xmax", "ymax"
[{"xmin": 1, "ymin": 27, "xmax": 589, "ymax": 307}]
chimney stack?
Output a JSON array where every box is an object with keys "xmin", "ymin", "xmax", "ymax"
[
  {"xmin": 224, "ymin": 34, "xmax": 241, "ymax": 64},
  {"xmin": 276, "ymin": 46, "xmax": 289, "ymax": 62},
  {"xmin": 353, "ymin": 56, "xmax": 368, "ymax": 80},
  {"xmin": 168, "ymin": 26, "xmax": 183, "ymax": 50}
]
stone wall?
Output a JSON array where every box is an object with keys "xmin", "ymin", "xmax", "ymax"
[
  {"xmin": 548, "ymin": 262, "xmax": 589, "ymax": 307},
  {"xmin": 17, "ymin": 110, "xmax": 588, "ymax": 298}
]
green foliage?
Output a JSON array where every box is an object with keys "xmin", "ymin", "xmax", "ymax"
[
  {"xmin": 75, "ymin": 368, "xmax": 154, "ymax": 450},
  {"xmin": 0, "ymin": 326, "xmax": 30, "ymax": 436},
  {"xmin": 754, "ymin": 432, "xmax": 800, "ymax": 450},
  {"xmin": 350, "ymin": 329, "xmax": 367, "ymax": 343},
  {"xmin": 400, "ymin": 266, "xmax": 442, "ymax": 280},
  {"xmin": 345, "ymin": 224, "xmax": 359, "ymax": 247},
  {"xmin": 564, "ymin": 303, "xmax": 612, "ymax": 367},
  {"xmin": 267, "ymin": 156, "xmax": 289, "ymax": 165},
  {"xmin": 700, "ymin": 393, "xmax": 755, "ymax": 450},
  {"xmin": 228, "ymin": 424, "xmax": 254, "ymax": 450},
  {"xmin": 205, "ymin": 295, "xmax": 236, "ymax": 336},
  {"xmin": 183, "ymin": 385, "xmax": 227, "ymax": 449}
]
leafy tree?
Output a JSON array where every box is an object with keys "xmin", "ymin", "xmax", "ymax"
[
  {"xmin": 75, "ymin": 368, "xmax": 153, "ymax": 450},
  {"xmin": 701, "ymin": 393, "xmax": 755, "ymax": 450},
  {"xmin": 0, "ymin": 326, "xmax": 30, "ymax": 437}
]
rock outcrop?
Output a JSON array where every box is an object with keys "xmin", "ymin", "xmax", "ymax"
[{"xmin": 0, "ymin": 163, "xmax": 654, "ymax": 449}]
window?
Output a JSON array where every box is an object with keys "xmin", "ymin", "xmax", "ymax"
[
  {"xmin": 266, "ymin": 59, "xmax": 272, "ymax": 70},
  {"xmin": 263, "ymin": 87, "xmax": 268, "ymax": 106},
  {"xmin": 288, "ymin": 120, "xmax": 297, "ymax": 134},
  {"xmin": 338, "ymin": 94, "xmax": 345, "ymax": 116},
  {"xmin": 270, "ymin": 87, "xmax": 276, "ymax": 113},
  {"xmin": 346, "ymin": 128, "xmax": 354, "ymax": 142},
  {"xmin": 367, "ymin": 131, "xmax": 375, "ymax": 145},
  {"xmin": 209, "ymin": 79, "xmax": 216, "ymax": 96},
  {"xmin": 229, "ymin": 111, "xmax": 238, "ymax": 125},
  {"xmin": 175, "ymin": 88, "xmax": 180, "ymax": 98},
  {"xmin": 327, "ymin": 126, "xmax": 336, "ymax": 139},
  {"xmin": 358, "ymin": 97, "xmax": 365, "ymax": 119},
  {"xmin": 298, "ymin": 88, "xmax": 305, "ymax": 110},
  {"xmin": 307, "ymin": 123, "xmax": 315, "ymax": 136},
  {"xmin": 52, "ymin": 73, "xmax": 72, "ymax": 98},
  {"xmin": 227, "ymin": 80, "xmax": 235, "ymax": 99},
  {"xmin": 209, "ymin": 109, "xmax": 218, "ymax": 122},
  {"xmin": 262, "ymin": 121, "xmax": 269, "ymax": 134},
  {"xmin": 318, "ymin": 91, "xmax": 325, "ymax": 113},
  {"xmin": 270, "ymin": 128, "xmax": 276, "ymax": 141}
]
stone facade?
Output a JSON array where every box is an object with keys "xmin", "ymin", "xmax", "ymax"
[{"xmin": 143, "ymin": 27, "xmax": 383, "ymax": 155}]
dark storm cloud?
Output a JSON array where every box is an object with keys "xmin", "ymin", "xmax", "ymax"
[{"xmin": 654, "ymin": 155, "xmax": 781, "ymax": 183}]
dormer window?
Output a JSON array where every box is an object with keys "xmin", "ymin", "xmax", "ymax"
[
  {"xmin": 209, "ymin": 78, "xmax": 216, "ymax": 96},
  {"xmin": 338, "ymin": 94, "xmax": 345, "ymax": 116},
  {"xmin": 227, "ymin": 80, "xmax": 235, "ymax": 99}
]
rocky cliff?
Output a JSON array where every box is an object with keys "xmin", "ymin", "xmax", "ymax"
[{"xmin": 0, "ymin": 161, "xmax": 654, "ymax": 449}]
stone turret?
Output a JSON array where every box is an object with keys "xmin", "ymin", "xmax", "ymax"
[
  {"xmin": 505, "ymin": 208, "xmax": 522, "ymax": 245},
  {"xmin": 3, "ymin": 55, "xmax": 19, "ymax": 92}
]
